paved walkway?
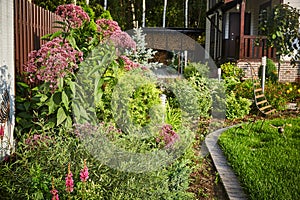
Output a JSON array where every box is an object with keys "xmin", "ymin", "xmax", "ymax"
[{"xmin": 201, "ymin": 126, "xmax": 248, "ymax": 200}]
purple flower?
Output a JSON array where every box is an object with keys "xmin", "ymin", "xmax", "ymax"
[
  {"xmin": 24, "ymin": 37, "xmax": 83, "ymax": 91},
  {"xmin": 96, "ymin": 19, "xmax": 121, "ymax": 39},
  {"xmin": 55, "ymin": 4, "xmax": 90, "ymax": 29},
  {"xmin": 109, "ymin": 30, "xmax": 136, "ymax": 51},
  {"xmin": 156, "ymin": 124, "xmax": 180, "ymax": 148},
  {"xmin": 65, "ymin": 163, "xmax": 74, "ymax": 193},
  {"xmin": 119, "ymin": 55, "xmax": 140, "ymax": 71},
  {"xmin": 80, "ymin": 159, "xmax": 89, "ymax": 182}
]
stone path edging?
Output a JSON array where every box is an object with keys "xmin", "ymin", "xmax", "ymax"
[{"xmin": 202, "ymin": 126, "xmax": 248, "ymax": 200}]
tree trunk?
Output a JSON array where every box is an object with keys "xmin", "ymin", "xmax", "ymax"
[
  {"xmin": 130, "ymin": 0, "xmax": 137, "ymax": 27},
  {"xmin": 142, "ymin": 0, "xmax": 146, "ymax": 27},
  {"xmin": 185, "ymin": 0, "xmax": 189, "ymax": 28},
  {"xmin": 163, "ymin": 0, "xmax": 167, "ymax": 27}
]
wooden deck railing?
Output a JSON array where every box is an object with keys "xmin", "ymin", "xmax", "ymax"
[{"xmin": 240, "ymin": 35, "xmax": 276, "ymax": 60}]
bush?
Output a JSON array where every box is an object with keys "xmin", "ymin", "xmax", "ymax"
[
  {"xmin": 226, "ymin": 91, "xmax": 252, "ymax": 120},
  {"xmin": 220, "ymin": 62, "xmax": 244, "ymax": 81},
  {"xmin": 258, "ymin": 58, "xmax": 278, "ymax": 83}
]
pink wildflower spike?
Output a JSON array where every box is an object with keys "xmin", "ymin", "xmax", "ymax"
[
  {"xmin": 51, "ymin": 177, "xmax": 59, "ymax": 200},
  {"xmin": 80, "ymin": 159, "xmax": 89, "ymax": 182},
  {"xmin": 65, "ymin": 163, "xmax": 74, "ymax": 193}
]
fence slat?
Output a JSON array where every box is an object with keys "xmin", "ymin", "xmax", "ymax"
[{"xmin": 14, "ymin": 0, "xmax": 61, "ymax": 77}]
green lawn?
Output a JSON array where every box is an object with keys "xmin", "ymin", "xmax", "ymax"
[{"xmin": 219, "ymin": 117, "xmax": 300, "ymax": 200}]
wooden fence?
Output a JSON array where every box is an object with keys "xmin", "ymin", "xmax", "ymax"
[{"xmin": 14, "ymin": 0, "xmax": 61, "ymax": 77}]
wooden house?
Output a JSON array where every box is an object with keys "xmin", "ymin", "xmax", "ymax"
[{"xmin": 205, "ymin": 0, "xmax": 300, "ymax": 82}]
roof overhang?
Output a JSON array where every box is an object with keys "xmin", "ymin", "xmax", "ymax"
[{"xmin": 206, "ymin": 0, "xmax": 243, "ymax": 16}]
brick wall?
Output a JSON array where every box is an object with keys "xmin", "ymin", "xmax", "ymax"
[{"xmin": 237, "ymin": 60, "xmax": 300, "ymax": 83}]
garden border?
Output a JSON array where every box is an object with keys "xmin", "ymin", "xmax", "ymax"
[{"xmin": 201, "ymin": 126, "xmax": 248, "ymax": 200}]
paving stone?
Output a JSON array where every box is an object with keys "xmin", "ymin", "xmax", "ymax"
[{"xmin": 201, "ymin": 126, "xmax": 248, "ymax": 200}]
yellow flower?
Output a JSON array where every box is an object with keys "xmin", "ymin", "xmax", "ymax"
[
  {"xmin": 298, "ymin": 89, "xmax": 300, "ymax": 94},
  {"xmin": 287, "ymin": 90, "xmax": 290, "ymax": 94},
  {"xmin": 289, "ymin": 87, "xmax": 293, "ymax": 91}
]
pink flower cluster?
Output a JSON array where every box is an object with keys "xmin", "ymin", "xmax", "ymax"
[
  {"xmin": 80, "ymin": 160, "xmax": 89, "ymax": 182},
  {"xmin": 109, "ymin": 30, "xmax": 136, "ymax": 51},
  {"xmin": 25, "ymin": 134, "xmax": 50, "ymax": 145},
  {"xmin": 25, "ymin": 37, "xmax": 83, "ymax": 90},
  {"xmin": 65, "ymin": 163, "xmax": 74, "ymax": 193},
  {"xmin": 50, "ymin": 189, "xmax": 59, "ymax": 200},
  {"xmin": 55, "ymin": 4, "xmax": 90, "ymax": 29},
  {"xmin": 96, "ymin": 19, "xmax": 121, "ymax": 38},
  {"xmin": 156, "ymin": 124, "xmax": 180, "ymax": 148},
  {"xmin": 119, "ymin": 55, "xmax": 140, "ymax": 71}
]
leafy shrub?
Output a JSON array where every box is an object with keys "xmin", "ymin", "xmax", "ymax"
[
  {"xmin": 258, "ymin": 58, "xmax": 278, "ymax": 83},
  {"xmin": 183, "ymin": 62, "xmax": 209, "ymax": 79},
  {"xmin": 233, "ymin": 79, "xmax": 253, "ymax": 100},
  {"xmin": 220, "ymin": 62, "xmax": 244, "ymax": 80},
  {"xmin": 226, "ymin": 91, "xmax": 252, "ymax": 120},
  {"xmin": 128, "ymin": 81, "xmax": 162, "ymax": 127}
]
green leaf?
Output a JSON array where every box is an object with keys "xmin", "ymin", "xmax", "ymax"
[
  {"xmin": 57, "ymin": 78, "xmax": 64, "ymax": 90},
  {"xmin": 47, "ymin": 96, "xmax": 57, "ymax": 115},
  {"xmin": 272, "ymin": 34, "xmax": 276, "ymax": 39},
  {"xmin": 24, "ymin": 102, "xmax": 31, "ymax": 111},
  {"xmin": 50, "ymin": 30, "xmax": 63, "ymax": 40},
  {"xmin": 57, "ymin": 107, "xmax": 67, "ymax": 126},
  {"xmin": 62, "ymin": 91, "xmax": 69, "ymax": 110},
  {"xmin": 67, "ymin": 35, "xmax": 78, "ymax": 50}
]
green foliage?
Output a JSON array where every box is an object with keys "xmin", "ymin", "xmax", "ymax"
[
  {"xmin": 129, "ymin": 82, "xmax": 162, "ymax": 127},
  {"xmin": 225, "ymin": 91, "xmax": 252, "ymax": 120},
  {"xmin": 221, "ymin": 62, "xmax": 245, "ymax": 91},
  {"xmin": 264, "ymin": 81, "xmax": 300, "ymax": 110},
  {"xmin": 1, "ymin": 121, "xmax": 195, "ymax": 199},
  {"xmin": 259, "ymin": 3, "xmax": 300, "ymax": 63},
  {"xmin": 186, "ymin": 76, "xmax": 212, "ymax": 119},
  {"xmin": 219, "ymin": 117, "xmax": 300, "ymax": 200},
  {"xmin": 258, "ymin": 58, "xmax": 278, "ymax": 83},
  {"xmin": 183, "ymin": 62, "xmax": 209, "ymax": 79},
  {"xmin": 221, "ymin": 62, "xmax": 244, "ymax": 80},
  {"xmin": 15, "ymin": 77, "xmax": 74, "ymax": 135},
  {"xmin": 233, "ymin": 79, "xmax": 253, "ymax": 100},
  {"xmin": 111, "ymin": 69, "xmax": 164, "ymax": 134}
]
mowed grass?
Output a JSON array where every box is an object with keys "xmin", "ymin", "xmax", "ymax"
[{"xmin": 219, "ymin": 117, "xmax": 300, "ymax": 200}]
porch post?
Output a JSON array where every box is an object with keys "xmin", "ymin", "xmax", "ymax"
[{"xmin": 239, "ymin": 0, "xmax": 246, "ymax": 59}]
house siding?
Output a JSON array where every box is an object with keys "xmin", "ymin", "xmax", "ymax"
[{"xmin": 283, "ymin": 0, "xmax": 300, "ymax": 9}]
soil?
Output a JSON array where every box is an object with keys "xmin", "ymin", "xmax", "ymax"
[{"xmin": 188, "ymin": 155, "xmax": 229, "ymax": 200}]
